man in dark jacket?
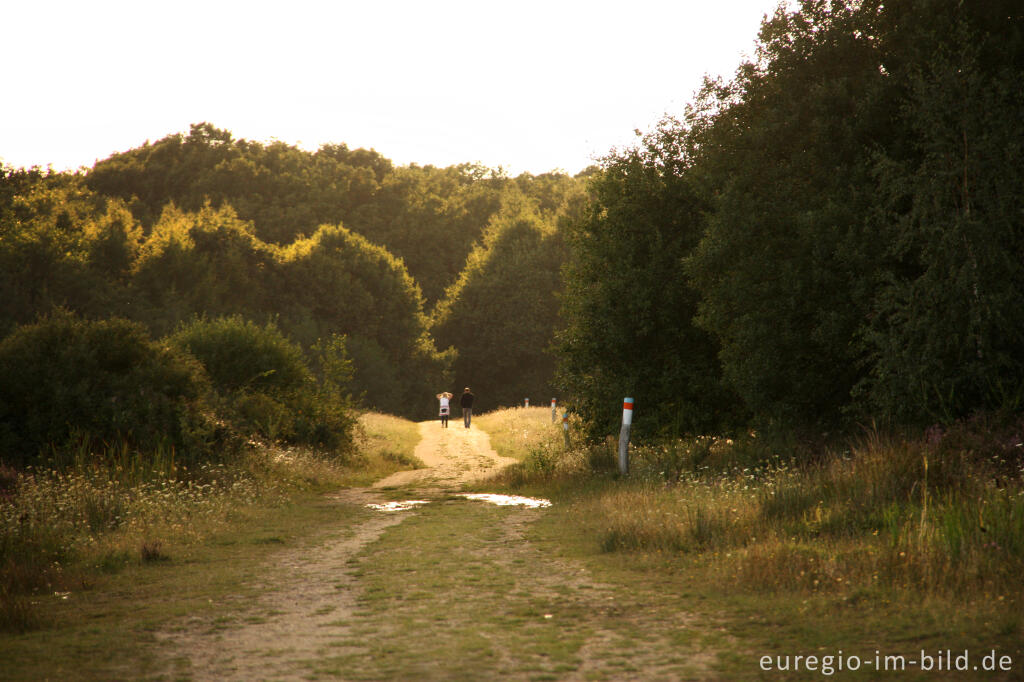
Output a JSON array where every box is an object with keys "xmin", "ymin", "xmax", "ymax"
[{"xmin": 460, "ymin": 387, "xmax": 475, "ymax": 428}]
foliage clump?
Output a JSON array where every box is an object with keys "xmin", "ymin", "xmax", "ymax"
[
  {"xmin": 169, "ymin": 316, "xmax": 355, "ymax": 452},
  {"xmin": 557, "ymin": 0, "xmax": 1024, "ymax": 437},
  {"xmin": 0, "ymin": 313, "xmax": 214, "ymax": 467}
]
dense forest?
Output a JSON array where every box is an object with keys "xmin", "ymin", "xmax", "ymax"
[
  {"xmin": 559, "ymin": 0, "xmax": 1024, "ymax": 440},
  {"xmin": 1, "ymin": 126, "xmax": 583, "ymax": 464},
  {"xmin": 2, "ymin": 0, "xmax": 1022, "ymax": 468}
]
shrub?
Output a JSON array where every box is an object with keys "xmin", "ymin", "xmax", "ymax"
[
  {"xmin": 168, "ymin": 315, "xmax": 309, "ymax": 396},
  {"xmin": 168, "ymin": 317, "xmax": 355, "ymax": 452},
  {"xmin": 0, "ymin": 313, "xmax": 214, "ymax": 467}
]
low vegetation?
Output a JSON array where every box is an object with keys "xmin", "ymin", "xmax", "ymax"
[
  {"xmin": 0, "ymin": 411, "xmax": 421, "ymax": 635},
  {"xmin": 484, "ymin": 407, "xmax": 1024, "ymax": 670},
  {"xmin": 475, "ymin": 406, "xmax": 566, "ymax": 462}
]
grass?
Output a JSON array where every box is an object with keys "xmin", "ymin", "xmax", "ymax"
[
  {"xmin": 475, "ymin": 406, "xmax": 565, "ymax": 462},
  {"xmin": 347, "ymin": 411, "xmax": 424, "ymax": 484},
  {"xmin": 0, "ymin": 491, "xmax": 371, "ymax": 680},
  {"xmin": 0, "ymin": 410, "xmax": 423, "ymax": 638},
  {"xmin": 5, "ymin": 403, "xmax": 1021, "ymax": 679},
  {"xmin": 310, "ymin": 497, "xmax": 722, "ymax": 681},
  {"xmin": 476, "ymin": 407, "xmax": 1024, "ymax": 678}
]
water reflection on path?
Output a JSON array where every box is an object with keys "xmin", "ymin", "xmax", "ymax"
[
  {"xmin": 365, "ymin": 494, "xmax": 552, "ymax": 513},
  {"xmin": 457, "ymin": 493, "xmax": 552, "ymax": 508}
]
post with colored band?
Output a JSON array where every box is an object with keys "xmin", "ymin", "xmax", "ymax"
[
  {"xmin": 618, "ymin": 398, "xmax": 634, "ymax": 475},
  {"xmin": 524, "ymin": 398, "xmax": 529, "ymax": 408},
  {"xmin": 551, "ymin": 398, "xmax": 557, "ymax": 423}
]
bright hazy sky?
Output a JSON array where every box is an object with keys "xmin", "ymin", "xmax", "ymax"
[{"xmin": 2, "ymin": 0, "xmax": 783, "ymax": 176}]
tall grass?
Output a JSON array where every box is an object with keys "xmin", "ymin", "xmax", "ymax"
[
  {"xmin": 0, "ymin": 437, "xmax": 362, "ymax": 633},
  {"xmin": 475, "ymin": 407, "xmax": 597, "ymax": 487},
  {"xmin": 475, "ymin": 407, "xmax": 566, "ymax": 461},
  {"xmin": 497, "ymin": 415, "xmax": 1024, "ymax": 605}
]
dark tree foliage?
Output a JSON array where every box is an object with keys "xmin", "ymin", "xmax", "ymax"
[
  {"xmin": 85, "ymin": 122, "xmax": 391, "ymax": 244},
  {"xmin": 857, "ymin": 0, "xmax": 1024, "ymax": 422},
  {"xmin": 432, "ymin": 199, "xmax": 568, "ymax": 413},
  {"xmin": 557, "ymin": 129, "xmax": 744, "ymax": 440},
  {"xmin": 168, "ymin": 316, "xmax": 356, "ymax": 450},
  {"xmin": 347, "ymin": 163, "xmax": 510, "ymax": 303},
  {"xmin": 130, "ymin": 203, "xmax": 278, "ymax": 335},
  {"xmin": 277, "ymin": 224, "xmax": 449, "ymax": 418},
  {"xmin": 0, "ymin": 313, "xmax": 213, "ymax": 466},
  {"xmin": 558, "ymin": 0, "xmax": 1024, "ymax": 441},
  {"xmin": 685, "ymin": 0, "xmax": 896, "ymax": 431},
  {"xmin": 0, "ymin": 175, "xmax": 138, "ymax": 336}
]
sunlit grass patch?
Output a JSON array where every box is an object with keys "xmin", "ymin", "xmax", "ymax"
[
  {"xmin": 496, "ymin": 423, "xmax": 1024, "ymax": 607},
  {"xmin": 476, "ymin": 406, "xmax": 562, "ymax": 461},
  {"xmin": 349, "ymin": 412, "xmax": 422, "ymax": 484}
]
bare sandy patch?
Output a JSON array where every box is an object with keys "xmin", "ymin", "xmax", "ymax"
[{"xmin": 373, "ymin": 420, "xmax": 518, "ymax": 490}]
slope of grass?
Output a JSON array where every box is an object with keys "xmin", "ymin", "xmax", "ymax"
[{"xmin": 474, "ymin": 406, "xmax": 565, "ymax": 461}]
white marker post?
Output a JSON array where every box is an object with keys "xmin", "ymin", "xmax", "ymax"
[
  {"xmin": 551, "ymin": 398, "xmax": 557, "ymax": 423},
  {"xmin": 618, "ymin": 398, "xmax": 634, "ymax": 476},
  {"xmin": 562, "ymin": 411, "xmax": 570, "ymax": 448},
  {"xmin": 524, "ymin": 398, "xmax": 529, "ymax": 408}
]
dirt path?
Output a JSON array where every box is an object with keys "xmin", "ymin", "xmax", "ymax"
[
  {"xmin": 156, "ymin": 421, "xmax": 716, "ymax": 680},
  {"xmin": 155, "ymin": 421, "xmax": 519, "ymax": 680},
  {"xmin": 373, "ymin": 421, "xmax": 518, "ymax": 489}
]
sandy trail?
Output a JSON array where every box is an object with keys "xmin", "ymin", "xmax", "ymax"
[
  {"xmin": 156, "ymin": 421, "xmax": 714, "ymax": 680},
  {"xmin": 156, "ymin": 421, "xmax": 519, "ymax": 680},
  {"xmin": 374, "ymin": 420, "xmax": 518, "ymax": 489}
]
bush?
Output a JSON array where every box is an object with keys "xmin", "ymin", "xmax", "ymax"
[
  {"xmin": 168, "ymin": 315, "xmax": 309, "ymax": 395},
  {"xmin": 0, "ymin": 313, "xmax": 214, "ymax": 467},
  {"xmin": 169, "ymin": 316, "xmax": 355, "ymax": 452}
]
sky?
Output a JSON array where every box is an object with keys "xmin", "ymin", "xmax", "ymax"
[{"xmin": 2, "ymin": 0, "xmax": 783, "ymax": 176}]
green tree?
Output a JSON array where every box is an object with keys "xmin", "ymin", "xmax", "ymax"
[
  {"xmin": 433, "ymin": 200, "xmax": 567, "ymax": 412},
  {"xmin": 557, "ymin": 129, "xmax": 741, "ymax": 440},
  {"xmin": 0, "ymin": 173, "xmax": 130, "ymax": 335},
  {"xmin": 130, "ymin": 203, "xmax": 277, "ymax": 335},
  {"xmin": 277, "ymin": 224, "xmax": 450, "ymax": 417},
  {"xmin": 684, "ymin": 0, "xmax": 894, "ymax": 430},
  {"xmin": 0, "ymin": 313, "xmax": 213, "ymax": 466},
  {"xmin": 858, "ymin": 2, "xmax": 1024, "ymax": 422}
]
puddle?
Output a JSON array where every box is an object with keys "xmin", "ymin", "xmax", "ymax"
[
  {"xmin": 366, "ymin": 500, "xmax": 431, "ymax": 512},
  {"xmin": 457, "ymin": 493, "xmax": 552, "ymax": 508}
]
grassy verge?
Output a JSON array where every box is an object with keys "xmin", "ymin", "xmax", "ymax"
[
  {"xmin": 0, "ymin": 411, "xmax": 421, "ymax": 641},
  {"xmin": 478, "ymin": 408, "xmax": 1024, "ymax": 679},
  {"xmin": 475, "ymin": 406, "xmax": 564, "ymax": 462},
  {"xmin": 349, "ymin": 411, "xmax": 425, "ymax": 484}
]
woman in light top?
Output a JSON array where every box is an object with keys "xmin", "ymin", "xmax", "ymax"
[{"xmin": 436, "ymin": 391, "xmax": 453, "ymax": 428}]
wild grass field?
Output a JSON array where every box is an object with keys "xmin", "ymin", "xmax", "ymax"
[
  {"xmin": 0, "ymin": 411, "xmax": 420, "ymax": 636},
  {"xmin": 483, "ymin": 407, "xmax": 1024, "ymax": 677},
  {"xmin": 3, "ymin": 405, "xmax": 1021, "ymax": 679}
]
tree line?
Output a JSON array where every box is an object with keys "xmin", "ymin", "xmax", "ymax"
[
  {"xmin": 4, "ymin": 0, "xmax": 1020, "ymax": 465},
  {"xmin": 1, "ymin": 131, "xmax": 582, "ymax": 464},
  {"xmin": 558, "ymin": 0, "xmax": 1024, "ymax": 441}
]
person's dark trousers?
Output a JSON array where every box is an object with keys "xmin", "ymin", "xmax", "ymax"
[{"xmin": 463, "ymin": 408, "xmax": 472, "ymax": 428}]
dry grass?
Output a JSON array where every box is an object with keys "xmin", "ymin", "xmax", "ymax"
[
  {"xmin": 514, "ymin": 425, "xmax": 1024, "ymax": 606},
  {"xmin": 0, "ymin": 411, "xmax": 424, "ymax": 632},
  {"xmin": 475, "ymin": 406, "xmax": 563, "ymax": 461}
]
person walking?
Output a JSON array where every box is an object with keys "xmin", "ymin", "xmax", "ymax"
[
  {"xmin": 460, "ymin": 387, "xmax": 475, "ymax": 428},
  {"xmin": 436, "ymin": 391, "xmax": 452, "ymax": 428}
]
